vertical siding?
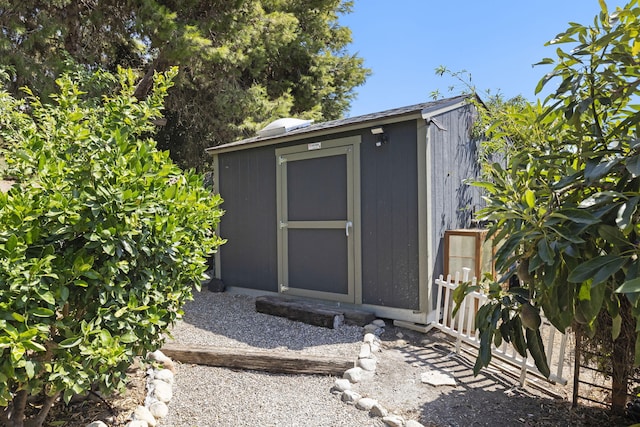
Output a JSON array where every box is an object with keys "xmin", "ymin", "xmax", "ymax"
[
  {"xmin": 218, "ymin": 147, "xmax": 278, "ymax": 291},
  {"xmin": 361, "ymin": 121, "xmax": 420, "ymax": 310},
  {"xmin": 429, "ymin": 104, "xmax": 483, "ymax": 282}
]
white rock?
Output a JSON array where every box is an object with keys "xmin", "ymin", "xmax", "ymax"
[
  {"xmin": 421, "ymin": 370, "xmax": 456, "ymax": 386},
  {"xmin": 148, "ymin": 350, "xmax": 175, "ymax": 372},
  {"xmin": 86, "ymin": 422, "xmax": 108, "ymax": 427},
  {"xmin": 154, "ymin": 368, "xmax": 175, "ymax": 385},
  {"xmin": 406, "ymin": 421, "xmax": 425, "ymax": 427},
  {"xmin": 356, "ymin": 397, "xmax": 377, "ymax": 411},
  {"xmin": 372, "ymin": 319, "xmax": 386, "ymax": 327},
  {"xmin": 147, "ymin": 350, "xmax": 170, "ymax": 364},
  {"xmin": 133, "ymin": 405, "xmax": 156, "ymax": 427},
  {"xmin": 341, "ymin": 390, "xmax": 362, "ymax": 404},
  {"xmin": 396, "ymin": 331, "xmax": 404, "ymax": 339},
  {"xmin": 127, "ymin": 421, "xmax": 148, "ymax": 427},
  {"xmin": 370, "ymin": 342, "xmax": 381, "ymax": 353},
  {"xmin": 363, "ymin": 333, "xmax": 376, "ymax": 343},
  {"xmin": 333, "ymin": 378, "xmax": 352, "ymax": 392},
  {"xmin": 358, "ymin": 358, "xmax": 377, "ymax": 371},
  {"xmin": 371, "ymin": 403, "xmax": 389, "ymax": 417},
  {"xmin": 152, "ymin": 379, "xmax": 173, "ymax": 402},
  {"xmin": 358, "ymin": 343, "xmax": 372, "ymax": 359},
  {"xmin": 343, "ymin": 367, "xmax": 364, "ymax": 383},
  {"xmin": 383, "ymin": 414, "xmax": 405, "ymax": 427},
  {"xmin": 149, "ymin": 401, "xmax": 169, "ymax": 419}
]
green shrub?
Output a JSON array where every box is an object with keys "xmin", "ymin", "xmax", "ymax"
[{"xmin": 0, "ymin": 67, "xmax": 224, "ymax": 426}]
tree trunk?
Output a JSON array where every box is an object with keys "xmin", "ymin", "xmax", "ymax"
[
  {"xmin": 24, "ymin": 392, "xmax": 60, "ymax": 427},
  {"xmin": 4, "ymin": 390, "xmax": 28, "ymax": 427},
  {"xmin": 611, "ymin": 296, "xmax": 634, "ymax": 415},
  {"xmin": 133, "ymin": 55, "xmax": 169, "ymax": 101},
  {"xmin": 611, "ymin": 336, "xmax": 630, "ymax": 414}
]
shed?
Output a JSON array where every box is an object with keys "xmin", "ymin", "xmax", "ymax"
[{"xmin": 206, "ymin": 95, "xmax": 484, "ymax": 325}]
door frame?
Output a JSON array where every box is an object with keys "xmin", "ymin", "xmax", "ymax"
[{"xmin": 275, "ymin": 135, "xmax": 362, "ymax": 304}]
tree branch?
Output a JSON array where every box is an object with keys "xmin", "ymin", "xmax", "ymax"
[
  {"xmin": 25, "ymin": 392, "xmax": 60, "ymax": 427},
  {"xmin": 10, "ymin": 390, "xmax": 28, "ymax": 427},
  {"xmin": 133, "ymin": 54, "xmax": 169, "ymax": 101}
]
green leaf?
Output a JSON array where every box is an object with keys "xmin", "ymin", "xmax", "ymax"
[
  {"xmin": 524, "ymin": 189, "xmax": 535, "ymax": 208},
  {"xmin": 617, "ymin": 197, "xmax": 639, "ymax": 231},
  {"xmin": 509, "ymin": 317, "xmax": 528, "ymax": 358},
  {"xmin": 6, "ymin": 234, "xmax": 18, "ymax": 252},
  {"xmin": 60, "ymin": 286, "xmax": 69, "ymax": 302},
  {"xmin": 103, "ymin": 243, "xmax": 115, "ymax": 256},
  {"xmin": 119, "ymin": 332, "xmax": 138, "ymax": 343},
  {"xmin": 537, "ymin": 239, "xmax": 554, "ymax": 265},
  {"xmin": 58, "ymin": 337, "xmax": 82, "ymax": 348},
  {"xmin": 568, "ymin": 255, "xmax": 624, "ymax": 283},
  {"xmin": 549, "ymin": 209, "xmax": 599, "ymax": 225},
  {"xmin": 68, "ymin": 111, "xmax": 84, "ymax": 122},
  {"xmin": 32, "ymin": 308, "xmax": 54, "ymax": 318},
  {"xmin": 590, "ymin": 257, "xmax": 626, "ymax": 286},
  {"xmin": 23, "ymin": 340, "xmax": 46, "ymax": 352},
  {"xmin": 475, "ymin": 328, "xmax": 493, "ymax": 375},
  {"xmin": 37, "ymin": 291, "xmax": 56, "ymax": 306},
  {"xmin": 585, "ymin": 157, "xmax": 620, "ymax": 182},
  {"xmin": 25, "ymin": 361, "xmax": 35, "ymax": 379},
  {"xmin": 11, "ymin": 312, "xmax": 25, "ymax": 322},
  {"xmin": 526, "ymin": 328, "xmax": 550, "ymax": 378},
  {"xmin": 597, "ymin": 225, "xmax": 629, "ymax": 247},
  {"xmin": 626, "ymin": 154, "xmax": 640, "ymax": 177},
  {"xmin": 11, "ymin": 344, "xmax": 25, "ymax": 363},
  {"xmin": 82, "ymin": 270, "xmax": 100, "ymax": 280},
  {"xmin": 616, "ymin": 277, "xmax": 640, "ymax": 294}
]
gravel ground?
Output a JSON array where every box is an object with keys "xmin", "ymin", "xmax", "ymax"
[{"xmin": 161, "ymin": 290, "xmax": 381, "ymax": 427}]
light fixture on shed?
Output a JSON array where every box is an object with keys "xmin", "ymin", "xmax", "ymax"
[{"xmin": 371, "ymin": 127, "xmax": 387, "ymax": 147}]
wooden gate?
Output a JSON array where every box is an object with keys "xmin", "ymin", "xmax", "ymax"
[{"xmin": 428, "ymin": 268, "xmax": 570, "ymax": 386}]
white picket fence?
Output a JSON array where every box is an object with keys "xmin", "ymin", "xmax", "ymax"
[{"xmin": 429, "ymin": 268, "xmax": 570, "ymax": 386}]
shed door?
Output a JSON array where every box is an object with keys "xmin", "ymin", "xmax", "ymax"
[{"xmin": 276, "ymin": 143, "xmax": 355, "ymax": 303}]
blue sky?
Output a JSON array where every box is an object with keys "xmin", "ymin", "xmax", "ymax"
[{"xmin": 340, "ymin": 0, "xmax": 627, "ymax": 117}]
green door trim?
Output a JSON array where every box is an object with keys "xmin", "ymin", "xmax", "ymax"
[{"xmin": 275, "ymin": 136, "xmax": 361, "ymax": 304}]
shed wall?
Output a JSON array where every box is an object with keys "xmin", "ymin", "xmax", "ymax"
[
  {"xmin": 429, "ymin": 104, "xmax": 483, "ymax": 283},
  {"xmin": 360, "ymin": 121, "xmax": 419, "ymax": 310},
  {"xmin": 218, "ymin": 146, "xmax": 278, "ymax": 291}
]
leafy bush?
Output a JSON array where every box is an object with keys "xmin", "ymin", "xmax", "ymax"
[{"xmin": 0, "ymin": 68, "xmax": 224, "ymax": 426}]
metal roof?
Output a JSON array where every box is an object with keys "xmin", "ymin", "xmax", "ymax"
[{"xmin": 206, "ymin": 95, "xmax": 470, "ymax": 154}]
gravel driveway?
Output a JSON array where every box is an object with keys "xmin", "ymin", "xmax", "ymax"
[{"xmin": 160, "ymin": 290, "xmax": 382, "ymax": 427}]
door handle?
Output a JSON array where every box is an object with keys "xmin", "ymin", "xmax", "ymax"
[{"xmin": 345, "ymin": 221, "xmax": 353, "ymax": 237}]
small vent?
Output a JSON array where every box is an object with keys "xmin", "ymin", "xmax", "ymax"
[{"xmin": 257, "ymin": 118, "xmax": 313, "ymax": 138}]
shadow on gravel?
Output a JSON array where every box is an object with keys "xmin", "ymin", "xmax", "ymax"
[
  {"xmin": 386, "ymin": 331, "xmax": 628, "ymax": 427},
  {"xmin": 416, "ymin": 390, "xmax": 628, "ymax": 427},
  {"xmin": 174, "ymin": 290, "xmax": 362, "ymax": 351}
]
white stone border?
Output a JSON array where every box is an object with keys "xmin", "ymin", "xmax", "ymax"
[
  {"xmin": 332, "ymin": 319, "xmax": 425, "ymax": 427},
  {"xmin": 85, "ymin": 350, "xmax": 175, "ymax": 427}
]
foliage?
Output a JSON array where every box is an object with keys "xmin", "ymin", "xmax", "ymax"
[
  {"xmin": 453, "ymin": 0, "xmax": 640, "ymax": 407},
  {"xmin": 431, "ymin": 66, "xmax": 542, "ymax": 176},
  {"xmin": 0, "ymin": 68, "xmax": 224, "ymax": 426},
  {"xmin": 0, "ymin": 0, "xmax": 369, "ymax": 170}
]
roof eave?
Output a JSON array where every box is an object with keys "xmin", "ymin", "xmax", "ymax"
[{"xmin": 206, "ymin": 95, "xmax": 471, "ymax": 155}]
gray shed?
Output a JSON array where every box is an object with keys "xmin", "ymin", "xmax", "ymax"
[{"xmin": 206, "ymin": 95, "xmax": 484, "ymax": 325}]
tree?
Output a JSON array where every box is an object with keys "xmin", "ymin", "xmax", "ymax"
[
  {"xmin": 0, "ymin": 0, "xmax": 369, "ymax": 170},
  {"xmin": 0, "ymin": 68, "xmax": 224, "ymax": 427},
  {"xmin": 455, "ymin": 0, "xmax": 640, "ymax": 414}
]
